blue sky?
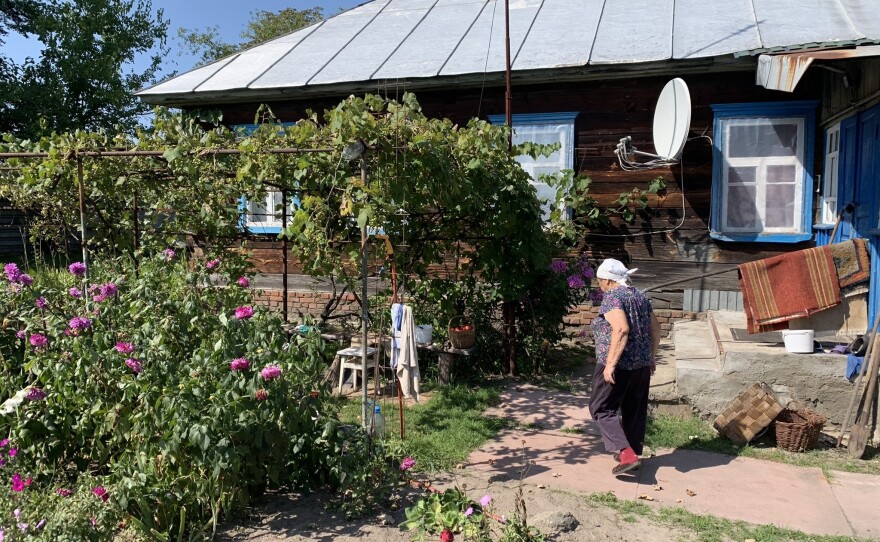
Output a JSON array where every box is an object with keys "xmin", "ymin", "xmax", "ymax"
[{"xmin": 4, "ymin": 0, "xmax": 365, "ymax": 76}]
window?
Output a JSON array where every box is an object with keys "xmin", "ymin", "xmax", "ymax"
[
  {"xmin": 710, "ymin": 101, "xmax": 817, "ymax": 243},
  {"xmin": 821, "ymin": 123, "xmax": 841, "ymax": 225},
  {"xmin": 234, "ymin": 123, "xmax": 297, "ymax": 234},
  {"xmin": 487, "ymin": 112, "xmax": 578, "ymax": 220}
]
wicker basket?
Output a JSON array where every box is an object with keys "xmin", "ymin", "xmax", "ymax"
[
  {"xmin": 713, "ymin": 383, "xmax": 784, "ymax": 444},
  {"xmin": 448, "ymin": 316, "xmax": 475, "ymax": 349},
  {"xmin": 774, "ymin": 408, "xmax": 827, "ymax": 452}
]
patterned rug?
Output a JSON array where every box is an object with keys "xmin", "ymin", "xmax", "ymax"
[
  {"xmin": 739, "ymin": 246, "xmax": 840, "ymax": 334},
  {"xmin": 829, "ymin": 238, "xmax": 871, "ymax": 294}
]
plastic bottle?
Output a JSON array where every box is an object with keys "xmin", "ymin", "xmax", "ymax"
[{"xmin": 371, "ymin": 405, "xmax": 386, "ymax": 440}]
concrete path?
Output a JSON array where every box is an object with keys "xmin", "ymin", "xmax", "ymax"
[{"xmin": 466, "ymin": 383, "xmax": 880, "ymax": 540}]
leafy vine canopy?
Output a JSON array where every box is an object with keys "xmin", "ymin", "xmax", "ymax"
[{"xmin": 1, "ymin": 93, "xmax": 576, "ymax": 299}]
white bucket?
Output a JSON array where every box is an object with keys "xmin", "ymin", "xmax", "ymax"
[
  {"xmin": 782, "ymin": 329, "xmax": 814, "ymax": 354},
  {"xmin": 415, "ymin": 325, "xmax": 433, "ymax": 344}
]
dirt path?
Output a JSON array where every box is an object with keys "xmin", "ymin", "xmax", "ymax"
[{"xmin": 218, "ymin": 467, "xmax": 700, "ymax": 542}]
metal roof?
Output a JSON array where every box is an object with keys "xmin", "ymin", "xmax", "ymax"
[{"xmin": 138, "ymin": 0, "xmax": 880, "ymax": 105}]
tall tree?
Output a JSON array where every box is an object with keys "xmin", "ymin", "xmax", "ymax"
[
  {"xmin": 0, "ymin": 0, "xmax": 169, "ymax": 138},
  {"xmin": 178, "ymin": 7, "xmax": 323, "ymax": 67}
]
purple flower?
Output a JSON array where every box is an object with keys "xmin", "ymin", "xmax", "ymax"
[
  {"xmin": 9, "ymin": 448, "xmax": 17, "ymax": 457},
  {"xmin": 11, "ymin": 474, "xmax": 25, "ymax": 492},
  {"xmin": 68, "ymin": 317, "xmax": 92, "ymax": 331},
  {"xmin": 68, "ymin": 262, "xmax": 86, "ymax": 277},
  {"xmin": 4, "ymin": 263, "xmax": 21, "ymax": 282},
  {"xmin": 125, "ymin": 359, "xmax": 142, "ymax": 374},
  {"xmin": 205, "ymin": 258, "xmax": 220, "ymax": 270},
  {"xmin": 16, "ymin": 523, "xmax": 27, "ymax": 532},
  {"xmin": 567, "ymin": 275, "xmax": 586, "ymax": 289},
  {"xmin": 465, "ymin": 507, "xmax": 474, "ymax": 517},
  {"xmin": 582, "ymin": 266, "xmax": 595, "ymax": 279},
  {"xmin": 92, "ymin": 294, "xmax": 106, "ymax": 303},
  {"xmin": 236, "ymin": 276, "xmax": 250, "ymax": 288},
  {"xmin": 56, "ymin": 488, "xmax": 72, "ymax": 497},
  {"xmin": 480, "ymin": 494, "xmax": 492, "ymax": 507},
  {"xmin": 550, "ymin": 260, "xmax": 568, "ymax": 274},
  {"xmin": 260, "ymin": 364, "xmax": 282, "ymax": 380},
  {"xmin": 115, "ymin": 342, "xmax": 134, "ymax": 354},
  {"xmin": 234, "ymin": 306, "xmax": 255, "ymax": 320},
  {"xmin": 162, "ymin": 248, "xmax": 175, "ymax": 260},
  {"xmin": 0, "ymin": 439, "xmax": 8, "ymax": 447},
  {"xmin": 99, "ymin": 283, "xmax": 117, "ymax": 297},
  {"xmin": 29, "ymin": 334, "xmax": 47, "ymax": 349},
  {"xmin": 230, "ymin": 358, "xmax": 250, "ymax": 371},
  {"xmin": 19, "ymin": 274, "xmax": 33, "ymax": 287},
  {"xmin": 25, "ymin": 387, "xmax": 46, "ymax": 401},
  {"xmin": 35, "ymin": 297, "xmax": 48, "ymax": 309},
  {"xmin": 13, "ymin": 509, "xmax": 20, "ymax": 519},
  {"xmin": 35, "ymin": 519, "xmax": 45, "ymax": 530},
  {"xmin": 400, "ymin": 456, "xmax": 416, "ymax": 471},
  {"xmin": 589, "ymin": 289, "xmax": 604, "ymax": 304},
  {"xmin": 91, "ymin": 486, "xmax": 109, "ymax": 502},
  {"xmin": 68, "ymin": 287, "xmax": 82, "ymax": 298},
  {"xmin": 15, "ymin": 330, "xmax": 25, "ymax": 340}
]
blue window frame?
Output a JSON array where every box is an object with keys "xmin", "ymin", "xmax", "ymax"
[
  {"xmin": 234, "ymin": 123, "xmax": 297, "ymax": 235},
  {"xmin": 709, "ymin": 101, "xmax": 818, "ymax": 243},
  {"xmin": 487, "ymin": 112, "xmax": 578, "ymax": 220}
]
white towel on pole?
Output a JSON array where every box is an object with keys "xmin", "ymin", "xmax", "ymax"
[{"xmin": 394, "ymin": 304, "xmax": 420, "ymax": 402}]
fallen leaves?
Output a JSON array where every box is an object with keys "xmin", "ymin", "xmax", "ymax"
[
  {"xmin": 686, "ymin": 489, "xmax": 696, "ymax": 497},
  {"xmin": 638, "ymin": 493, "xmax": 655, "ymax": 501}
]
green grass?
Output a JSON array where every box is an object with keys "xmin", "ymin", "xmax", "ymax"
[
  {"xmin": 645, "ymin": 413, "xmax": 880, "ymax": 476},
  {"xmin": 589, "ymin": 492, "xmax": 867, "ymax": 542},
  {"xmin": 330, "ymin": 385, "xmax": 509, "ymax": 471}
]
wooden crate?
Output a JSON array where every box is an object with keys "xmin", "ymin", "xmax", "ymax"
[{"xmin": 713, "ymin": 383, "xmax": 784, "ymax": 444}]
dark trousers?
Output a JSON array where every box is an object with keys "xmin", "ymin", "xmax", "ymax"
[{"xmin": 589, "ymin": 363, "xmax": 651, "ymax": 455}]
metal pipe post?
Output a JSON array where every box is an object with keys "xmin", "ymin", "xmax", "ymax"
[
  {"xmin": 76, "ymin": 158, "xmax": 90, "ymax": 305},
  {"xmin": 360, "ymin": 157, "xmax": 370, "ymax": 429},
  {"xmin": 281, "ymin": 189, "xmax": 289, "ymax": 323}
]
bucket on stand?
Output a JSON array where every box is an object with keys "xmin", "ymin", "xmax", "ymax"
[
  {"xmin": 415, "ymin": 325, "xmax": 433, "ymax": 344},
  {"xmin": 782, "ymin": 329, "xmax": 814, "ymax": 353}
]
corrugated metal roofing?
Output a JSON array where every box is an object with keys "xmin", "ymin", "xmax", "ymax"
[{"xmin": 138, "ymin": 0, "xmax": 880, "ymax": 103}]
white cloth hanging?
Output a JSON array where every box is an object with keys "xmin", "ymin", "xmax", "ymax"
[{"xmin": 393, "ymin": 304, "xmax": 420, "ymax": 402}]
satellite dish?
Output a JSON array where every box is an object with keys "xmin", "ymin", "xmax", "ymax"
[
  {"xmin": 652, "ymin": 78, "xmax": 691, "ymax": 160},
  {"xmin": 614, "ymin": 77, "xmax": 691, "ymax": 167}
]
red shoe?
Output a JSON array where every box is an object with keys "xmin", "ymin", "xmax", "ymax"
[{"xmin": 612, "ymin": 448, "xmax": 641, "ymax": 475}]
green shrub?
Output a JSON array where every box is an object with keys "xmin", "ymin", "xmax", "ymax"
[{"xmin": 0, "ymin": 253, "xmax": 338, "ymax": 538}]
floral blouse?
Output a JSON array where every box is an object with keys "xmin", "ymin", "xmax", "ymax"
[{"xmin": 590, "ymin": 286, "xmax": 654, "ymax": 370}]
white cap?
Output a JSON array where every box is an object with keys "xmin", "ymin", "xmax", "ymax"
[{"xmin": 596, "ymin": 258, "xmax": 638, "ymax": 286}]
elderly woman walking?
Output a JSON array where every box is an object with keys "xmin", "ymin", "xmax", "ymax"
[{"xmin": 589, "ymin": 258, "xmax": 661, "ymax": 475}]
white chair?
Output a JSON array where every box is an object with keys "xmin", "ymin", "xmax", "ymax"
[{"xmin": 335, "ymin": 346, "xmax": 378, "ymax": 392}]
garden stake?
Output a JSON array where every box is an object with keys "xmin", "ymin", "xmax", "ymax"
[
  {"xmin": 848, "ymin": 329, "xmax": 880, "ymax": 458},
  {"xmin": 77, "ymin": 157, "xmax": 90, "ymax": 305},
  {"xmin": 837, "ymin": 309, "xmax": 880, "ymax": 446}
]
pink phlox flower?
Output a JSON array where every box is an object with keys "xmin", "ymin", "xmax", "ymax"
[
  {"xmin": 15, "ymin": 330, "xmax": 25, "ymax": 340},
  {"xmin": 0, "ymin": 438, "xmax": 8, "ymax": 447},
  {"xmin": 260, "ymin": 364, "xmax": 282, "ymax": 380},
  {"xmin": 68, "ymin": 262, "xmax": 86, "ymax": 277},
  {"xmin": 205, "ymin": 258, "xmax": 220, "ymax": 270},
  {"xmin": 99, "ymin": 283, "xmax": 117, "ymax": 297},
  {"xmin": 55, "ymin": 488, "xmax": 72, "ymax": 497},
  {"xmin": 230, "ymin": 358, "xmax": 250, "ymax": 371},
  {"xmin": 567, "ymin": 275, "xmax": 586, "ymax": 289},
  {"xmin": 464, "ymin": 507, "xmax": 473, "ymax": 517},
  {"xmin": 9, "ymin": 448, "xmax": 17, "ymax": 457},
  {"xmin": 18, "ymin": 274, "xmax": 33, "ymax": 287},
  {"xmin": 236, "ymin": 276, "xmax": 250, "ymax": 288},
  {"xmin": 91, "ymin": 485, "xmax": 109, "ymax": 502},
  {"xmin": 4, "ymin": 263, "xmax": 21, "ymax": 283},
  {"xmin": 92, "ymin": 294, "xmax": 106, "ymax": 303},
  {"xmin": 88, "ymin": 285, "xmax": 100, "ymax": 294},
  {"xmin": 35, "ymin": 519, "xmax": 45, "ymax": 530},
  {"xmin": 125, "ymin": 359, "xmax": 142, "ymax": 374},
  {"xmin": 115, "ymin": 342, "xmax": 135, "ymax": 354},
  {"xmin": 234, "ymin": 306, "xmax": 255, "ymax": 320},
  {"xmin": 68, "ymin": 317, "xmax": 92, "ymax": 330},
  {"xmin": 25, "ymin": 387, "xmax": 47, "ymax": 401},
  {"xmin": 399, "ymin": 456, "xmax": 416, "ymax": 471},
  {"xmin": 35, "ymin": 297, "xmax": 48, "ymax": 309},
  {"xmin": 29, "ymin": 334, "xmax": 48, "ymax": 349},
  {"xmin": 550, "ymin": 260, "xmax": 568, "ymax": 274},
  {"xmin": 13, "ymin": 509, "xmax": 20, "ymax": 519},
  {"xmin": 162, "ymin": 248, "xmax": 175, "ymax": 260},
  {"xmin": 16, "ymin": 523, "xmax": 26, "ymax": 532},
  {"xmin": 11, "ymin": 473, "xmax": 25, "ymax": 492},
  {"xmin": 480, "ymin": 494, "xmax": 492, "ymax": 507},
  {"xmin": 68, "ymin": 287, "xmax": 82, "ymax": 298}
]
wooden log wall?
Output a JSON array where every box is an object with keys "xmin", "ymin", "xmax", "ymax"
[{"xmin": 216, "ymin": 69, "xmax": 824, "ymax": 310}]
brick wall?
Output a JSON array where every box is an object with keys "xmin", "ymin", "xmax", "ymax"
[
  {"xmin": 563, "ymin": 304, "xmax": 701, "ymax": 338},
  {"xmin": 255, "ymin": 288, "xmax": 701, "ymax": 338}
]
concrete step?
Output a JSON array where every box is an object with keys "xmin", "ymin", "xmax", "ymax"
[{"xmin": 673, "ymin": 318, "xmax": 721, "ymax": 371}]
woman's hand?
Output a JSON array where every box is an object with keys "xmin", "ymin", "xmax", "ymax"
[{"xmin": 603, "ymin": 364, "xmax": 616, "ymax": 384}]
